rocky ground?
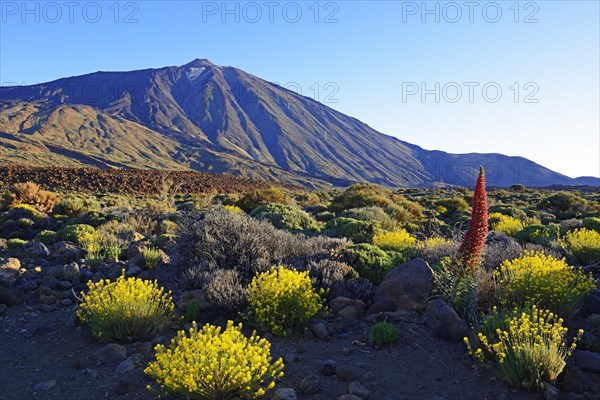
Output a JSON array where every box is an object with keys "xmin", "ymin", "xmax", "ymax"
[{"xmin": 1, "ymin": 242, "xmax": 599, "ymax": 400}]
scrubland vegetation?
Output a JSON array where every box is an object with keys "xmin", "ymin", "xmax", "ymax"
[{"xmin": 1, "ymin": 175, "xmax": 599, "ymax": 399}]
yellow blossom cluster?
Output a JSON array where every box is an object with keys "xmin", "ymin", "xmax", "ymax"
[
  {"xmin": 488, "ymin": 212, "xmax": 524, "ymax": 236},
  {"xmin": 561, "ymin": 228, "xmax": 600, "ymax": 265},
  {"xmin": 76, "ymin": 272, "xmax": 174, "ymax": 342},
  {"xmin": 373, "ymin": 229, "xmax": 417, "ymax": 252},
  {"xmin": 248, "ymin": 266, "xmax": 326, "ymax": 336},
  {"xmin": 144, "ymin": 321, "xmax": 284, "ymax": 399},
  {"xmin": 496, "ymin": 251, "xmax": 596, "ymax": 318},
  {"xmin": 465, "ymin": 305, "xmax": 582, "ymax": 390}
]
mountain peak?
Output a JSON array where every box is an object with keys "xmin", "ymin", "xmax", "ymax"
[{"xmin": 182, "ymin": 58, "xmax": 216, "ymax": 68}]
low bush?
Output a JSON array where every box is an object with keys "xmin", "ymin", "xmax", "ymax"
[
  {"xmin": 324, "ymin": 217, "xmax": 380, "ymax": 243},
  {"xmin": 370, "ymin": 322, "xmax": 400, "ymax": 346},
  {"xmin": 538, "ymin": 192, "xmax": 598, "ymax": 219},
  {"xmin": 57, "ymin": 223, "xmax": 95, "ymax": 243},
  {"xmin": 561, "ymin": 228, "xmax": 600, "ymax": 265},
  {"xmin": 248, "ymin": 266, "xmax": 326, "ymax": 336},
  {"xmin": 582, "ymin": 217, "xmax": 600, "ymax": 233},
  {"xmin": 514, "ymin": 224, "xmax": 559, "ymax": 246},
  {"xmin": 372, "ymin": 228, "xmax": 417, "ymax": 252},
  {"xmin": 488, "ymin": 212, "xmax": 524, "ymax": 236},
  {"xmin": 236, "ymin": 187, "xmax": 291, "ymax": 212},
  {"xmin": 341, "ymin": 244, "xmax": 396, "ymax": 285},
  {"xmin": 1, "ymin": 182, "xmax": 59, "ymax": 213},
  {"xmin": 35, "ymin": 230, "xmax": 58, "ymax": 245},
  {"xmin": 77, "ymin": 273, "xmax": 174, "ymax": 342},
  {"xmin": 496, "ymin": 251, "xmax": 596, "ymax": 318},
  {"xmin": 251, "ymin": 203, "xmax": 321, "ymax": 233},
  {"xmin": 431, "ymin": 259, "xmax": 478, "ymax": 323},
  {"xmin": 465, "ymin": 305, "xmax": 582, "ymax": 391},
  {"xmin": 178, "ymin": 210, "xmax": 345, "ymax": 310},
  {"xmin": 142, "ymin": 247, "xmax": 163, "ymax": 268},
  {"xmin": 145, "ymin": 321, "xmax": 284, "ymax": 399},
  {"xmin": 6, "ymin": 238, "xmax": 27, "ymax": 249},
  {"xmin": 53, "ymin": 194, "xmax": 101, "ymax": 217},
  {"xmin": 414, "ymin": 237, "xmax": 458, "ymax": 264},
  {"xmin": 342, "ymin": 206, "xmax": 400, "ymax": 231},
  {"xmin": 328, "ymin": 183, "xmax": 392, "ymax": 212},
  {"xmin": 434, "ymin": 197, "xmax": 470, "ymax": 215}
]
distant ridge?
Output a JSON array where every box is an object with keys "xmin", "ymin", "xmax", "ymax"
[{"xmin": 0, "ymin": 59, "xmax": 593, "ymax": 188}]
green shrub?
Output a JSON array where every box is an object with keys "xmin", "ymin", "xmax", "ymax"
[
  {"xmin": 328, "ymin": 184, "xmax": 392, "ymax": 212},
  {"xmin": 324, "ymin": 217, "xmax": 380, "ymax": 243},
  {"xmin": 6, "ymin": 238, "xmax": 27, "ymax": 249},
  {"xmin": 236, "ymin": 187, "xmax": 291, "ymax": 212},
  {"xmin": 247, "ymin": 266, "xmax": 326, "ymax": 336},
  {"xmin": 582, "ymin": 217, "xmax": 600, "ymax": 233},
  {"xmin": 538, "ymin": 192, "xmax": 598, "ymax": 219},
  {"xmin": 434, "ymin": 197, "xmax": 470, "ymax": 215},
  {"xmin": 6, "ymin": 204, "xmax": 43, "ymax": 220},
  {"xmin": 431, "ymin": 259, "xmax": 478, "ymax": 323},
  {"xmin": 342, "ymin": 207, "xmax": 400, "ymax": 231},
  {"xmin": 341, "ymin": 244, "xmax": 396, "ymax": 285},
  {"xmin": 371, "ymin": 322, "xmax": 400, "ymax": 346},
  {"xmin": 561, "ymin": 228, "xmax": 600, "ymax": 265},
  {"xmin": 145, "ymin": 321, "xmax": 284, "ymax": 399},
  {"xmin": 465, "ymin": 305, "xmax": 582, "ymax": 391},
  {"xmin": 514, "ymin": 224, "xmax": 559, "ymax": 245},
  {"xmin": 77, "ymin": 273, "xmax": 174, "ymax": 342},
  {"xmin": 53, "ymin": 194, "xmax": 101, "ymax": 217},
  {"xmin": 142, "ymin": 247, "xmax": 163, "ymax": 268},
  {"xmin": 496, "ymin": 251, "xmax": 596, "ymax": 318},
  {"xmin": 57, "ymin": 224, "xmax": 95, "ymax": 243},
  {"xmin": 251, "ymin": 203, "xmax": 321, "ymax": 233}
]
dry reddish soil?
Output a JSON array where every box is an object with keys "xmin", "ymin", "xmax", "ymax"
[{"xmin": 0, "ymin": 166, "xmax": 300, "ymax": 195}]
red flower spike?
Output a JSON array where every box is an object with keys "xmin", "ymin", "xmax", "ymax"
[{"xmin": 454, "ymin": 166, "xmax": 488, "ymax": 274}]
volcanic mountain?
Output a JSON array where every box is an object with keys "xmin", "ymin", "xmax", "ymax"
[{"xmin": 0, "ymin": 59, "xmax": 592, "ymax": 187}]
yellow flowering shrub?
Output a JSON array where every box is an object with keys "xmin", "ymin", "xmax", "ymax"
[
  {"xmin": 145, "ymin": 321, "xmax": 284, "ymax": 399},
  {"xmin": 465, "ymin": 305, "xmax": 582, "ymax": 390},
  {"xmin": 372, "ymin": 228, "xmax": 417, "ymax": 252},
  {"xmin": 78, "ymin": 231, "xmax": 104, "ymax": 261},
  {"xmin": 248, "ymin": 266, "xmax": 326, "ymax": 336},
  {"xmin": 224, "ymin": 204, "xmax": 244, "ymax": 214},
  {"xmin": 561, "ymin": 228, "xmax": 600, "ymax": 265},
  {"xmin": 496, "ymin": 251, "xmax": 595, "ymax": 318},
  {"xmin": 77, "ymin": 273, "xmax": 174, "ymax": 342},
  {"xmin": 489, "ymin": 212, "xmax": 524, "ymax": 236}
]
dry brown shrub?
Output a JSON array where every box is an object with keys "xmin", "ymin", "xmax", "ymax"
[{"xmin": 1, "ymin": 182, "xmax": 60, "ymax": 213}]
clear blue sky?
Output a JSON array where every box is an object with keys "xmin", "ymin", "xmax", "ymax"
[{"xmin": 1, "ymin": 0, "xmax": 598, "ymax": 178}]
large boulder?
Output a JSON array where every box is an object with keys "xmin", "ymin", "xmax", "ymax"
[
  {"xmin": 0, "ymin": 258, "xmax": 21, "ymax": 287},
  {"xmin": 424, "ymin": 299, "xmax": 469, "ymax": 342},
  {"xmin": 370, "ymin": 258, "xmax": 432, "ymax": 312}
]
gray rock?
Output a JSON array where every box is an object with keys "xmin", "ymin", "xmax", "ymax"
[
  {"xmin": 272, "ymin": 388, "xmax": 297, "ymax": 400},
  {"xmin": 338, "ymin": 396, "xmax": 363, "ymax": 400},
  {"xmin": 348, "ymin": 381, "xmax": 370, "ymax": 399},
  {"xmin": 61, "ymin": 262, "xmax": 80, "ymax": 279},
  {"xmin": 298, "ymin": 374, "xmax": 321, "ymax": 394},
  {"xmin": 561, "ymin": 364, "xmax": 600, "ymax": 394},
  {"xmin": 40, "ymin": 304, "xmax": 57, "ymax": 313},
  {"xmin": 34, "ymin": 380, "xmax": 56, "ymax": 390},
  {"xmin": 0, "ymin": 286, "xmax": 25, "ymax": 306},
  {"xmin": 126, "ymin": 264, "xmax": 141, "ymax": 276},
  {"xmin": 321, "ymin": 359, "xmax": 337, "ymax": 376},
  {"xmin": 584, "ymin": 295, "xmax": 600, "ymax": 314},
  {"xmin": 30, "ymin": 242, "xmax": 50, "ymax": 258},
  {"xmin": 96, "ymin": 343, "xmax": 127, "ymax": 366},
  {"xmin": 52, "ymin": 241, "xmax": 81, "ymax": 261},
  {"xmin": 331, "ymin": 297, "xmax": 366, "ymax": 320},
  {"xmin": 424, "ymin": 299, "xmax": 469, "ymax": 342},
  {"xmin": 371, "ymin": 258, "xmax": 432, "ymax": 312},
  {"xmin": 114, "ymin": 379, "xmax": 136, "ymax": 395},
  {"xmin": 574, "ymin": 350, "xmax": 600, "ymax": 373},
  {"xmin": 0, "ymin": 257, "xmax": 21, "ymax": 286},
  {"xmin": 57, "ymin": 280, "xmax": 72, "ymax": 290},
  {"xmin": 116, "ymin": 358, "xmax": 136, "ymax": 374},
  {"xmin": 179, "ymin": 289, "xmax": 213, "ymax": 311},
  {"xmin": 310, "ymin": 322, "xmax": 329, "ymax": 339},
  {"xmin": 336, "ymin": 367, "xmax": 358, "ymax": 382},
  {"xmin": 284, "ymin": 352, "xmax": 298, "ymax": 363},
  {"xmin": 75, "ymin": 368, "xmax": 98, "ymax": 381}
]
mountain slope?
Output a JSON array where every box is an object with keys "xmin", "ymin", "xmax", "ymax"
[{"xmin": 0, "ymin": 59, "xmax": 590, "ymax": 187}]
